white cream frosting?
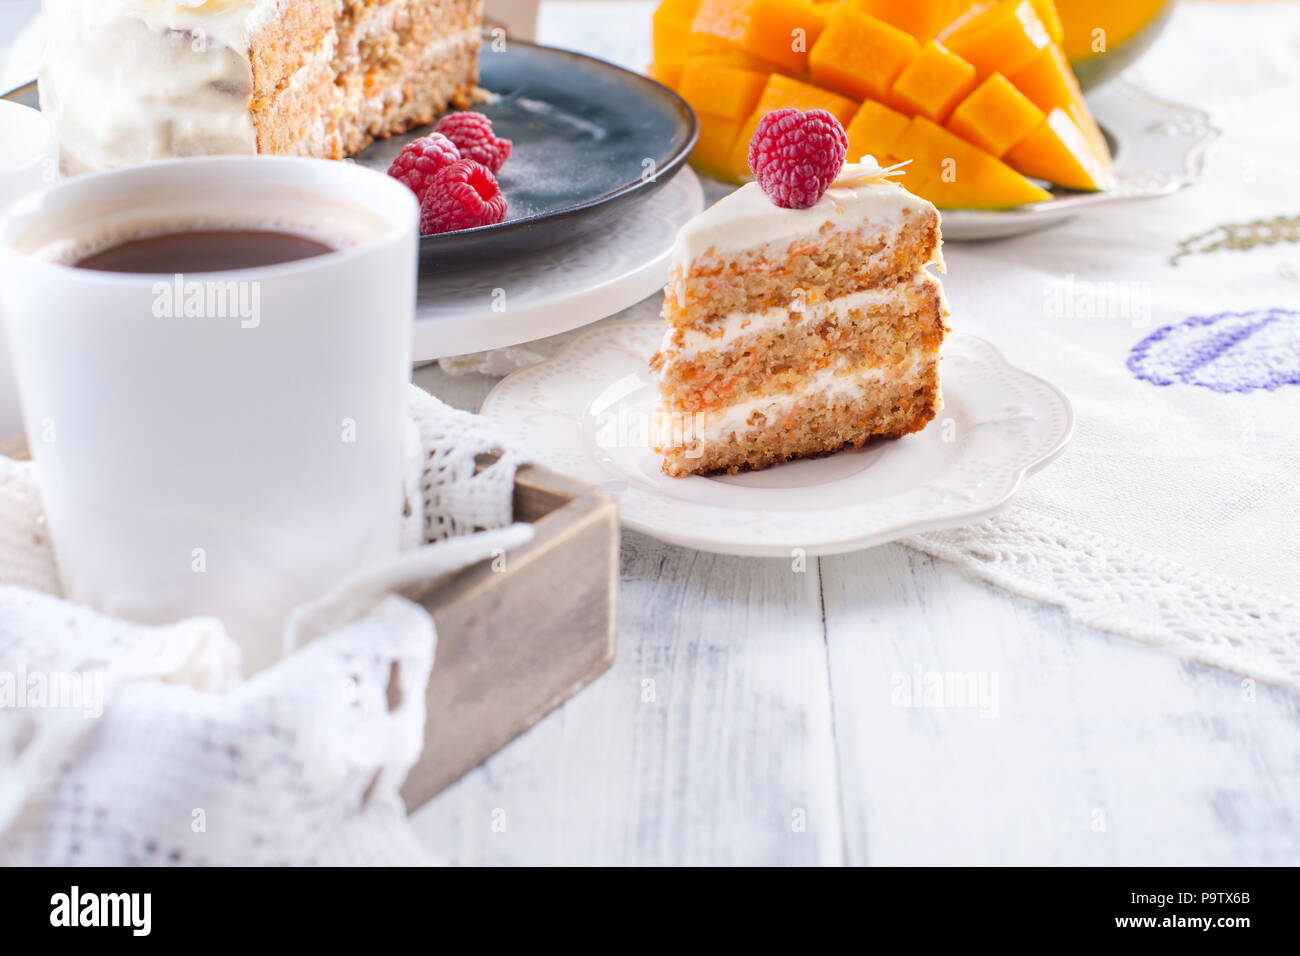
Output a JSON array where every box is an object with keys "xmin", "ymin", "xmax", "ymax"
[
  {"xmin": 39, "ymin": 0, "xmax": 283, "ymax": 173},
  {"xmin": 670, "ymin": 159, "xmax": 938, "ymax": 269}
]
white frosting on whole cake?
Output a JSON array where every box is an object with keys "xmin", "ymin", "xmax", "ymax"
[
  {"xmin": 39, "ymin": 0, "xmax": 281, "ymax": 173},
  {"xmin": 670, "ymin": 159, "xmax": 936, "ymax": 268}
]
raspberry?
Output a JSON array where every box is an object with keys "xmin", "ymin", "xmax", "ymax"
[
  {"xmin": 419, "ymin": 159, "xmax": 508, "ymax": 234},
  {"xmin": 434, "ymin": 111, "xmax": 512, "ymax": 173},
  {"xmin": 387, "ymin": 132, "xmax": 461, "ymax": 200},
  {"xmin": 747, "ymin": 108, "xmax": 849, "ymax": 209}
]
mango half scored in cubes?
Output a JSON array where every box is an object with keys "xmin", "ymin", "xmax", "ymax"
[{"xmin": 650, "ymin": 0, "xmax": 1114, "ymax": 209}]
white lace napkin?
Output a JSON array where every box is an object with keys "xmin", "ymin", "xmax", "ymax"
[{"xmin": 0, "ymin": 385, "xmax": 532, "ymax": 865}]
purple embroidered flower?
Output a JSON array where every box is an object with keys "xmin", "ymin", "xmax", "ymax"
[{"xmin": 1128, "ymin": 308, "xmax": 1300, "ymax": 393}]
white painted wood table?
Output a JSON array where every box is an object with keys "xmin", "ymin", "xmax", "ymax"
[{"xmin": 3, "ymin": 0, "xmax": 1296, "ymax": 867}]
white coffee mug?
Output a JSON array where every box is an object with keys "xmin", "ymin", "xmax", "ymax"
[
  {"xmin": 0, "ymin": 156, "xmax": 418, "ymax": 675},
  {"xmin": 0, "ymin": 100, "xmax": 58, "ymax": 440}
]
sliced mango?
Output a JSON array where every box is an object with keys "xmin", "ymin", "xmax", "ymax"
[
  {"xmin": 808, "ymin": 6, "xmax": 920, "ymax": 102},
  {"xmin": 1029, "ymin": 0, "xmax": 1064, "ymax": 44},
  {"xmin": 654, "ymin": 0, "xmax": 731, "ymax": 84},
  {"xmin": 852, "ymin": 0, "xmax": 977, "ymax": 42},
  {"xmin": 692, "ymin": 114, "xmax": 748, "ymax": 179},
  {"xmin": 943, "ymin": 0, "xmax": 1051, "ymax": 80},
  {"xmin": 653, "ymin": 0, "xmax": 700, "ymax": 58},
  {"xmin": 725, "ymin": 73, "xmax": 861, "ymax": 178},
  {"xmin": 679, "ymin": 60, "xmax": 769, "ymax": 118},
  {"xmin": 648, "ymin": 58, "xmax": 686, "ymax": 89},
  {"xmin": 690, "ymin": 0, "xmax": 830, "ymax": 74},
  {"xmin": 894, "ymin": 116, "xmax": 1051, "ymax": 208},
  {"xmin": 845, "ymin": 98, "xmax": 911, "ymax": 163},
  {"xmin": 1055, "ymin": 0, "xmax": 1167, "ymax": 64},
  {"xmin": 655, "ymin": 0, "xmax": 1102, "ymax": 203},
  {"xmin": 1004, "ymin": 107, "xmax": 1112, "ymax": 191},
  {"xmin": 946, "ymin": 73, "xmax": 1044, "ymax": 156},
  {"xmin": 890, "ymin": 40, "xmax": 977, "ymax": 123},
  {"xmin": 1010, "ymin": 43, "xmax": 1110, "ymax": 167},
  {"xmin": 688, "ymin": 49, "xmax": 775, "ymax": 70},
  {"xmin": 655, "ymin": 0, "xmax": 728, "ymax": 60}
]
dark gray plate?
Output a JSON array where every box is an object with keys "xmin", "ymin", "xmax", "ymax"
[{"xmin": 2, "ymin": 40, "xmax": 698, "ymax": 265}]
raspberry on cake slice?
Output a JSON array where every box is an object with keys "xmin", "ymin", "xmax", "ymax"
[{"xmin": 650, "ymin": 109, "xmax": 949, "ymax": 477}]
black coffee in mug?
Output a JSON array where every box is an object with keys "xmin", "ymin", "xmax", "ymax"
[{"xmin": 74, "ymin": 229, "xmax": 335, "ymax": 274}]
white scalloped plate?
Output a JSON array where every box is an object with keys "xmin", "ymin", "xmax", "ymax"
[
  {"xmin": 939, "ymin": 81, "xmax": 1220, "ymax": 241},
  {"xmin": 481, "ymin": 320, "xmax": 1074, "ymax": 556}
]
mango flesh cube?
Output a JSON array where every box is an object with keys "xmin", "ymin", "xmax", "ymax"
[
  {"xmin": 845, "ymin": 99, "xmax": 911, "ymax": 164},
  {"xmin": 691, "ymin": 114, "xmax": 748, "ymax": 179},
  {"xmin": 855, "ymin": 0, "xmax": 977, "ymax": 42},
  {"xmin": 689, "ymin": 49, "xmax": 775, "ymax": 70},
  {"xmin": 1004, "ymin": 107, "xmax": 1112, "ymax": 191},
  {"xmin": 647, "ymin": 59, "xmax": 686, "ymax": 90},
  {"xmin": 691, "ymin": 0, "xmax": 830, "ymax": 74},
  {"xmin": 943, "ymin": 0, "xmax": 1051, "ymax": 80},
  {"xmin": 678, "ymin": 60, "xmax": 769, "ymax": 119},
  {"xmin": 1029, "ymin": 0, "xmax": 1064, "ymax": 43},
  {"xmin": 1010, "ymin": 43, "xmax": 1110, "ymax": 168},
  {"xmin": 808, "ymin": 6, "xmax": 920, "ymax": 102},
  {"xmin": 890, "ymin": 40, "xmax": 977, "ymax": 122},
  {"xmin": 894, "ymin": 115, "xmax": 1051, "ymax": 208},
  {"xmin": 654, "ymin": 0, "xmax": 701, "ymax": 54},
  {"xmin": 654, "ymin": 0, "xmax": 731, "ymax": 81},
  {"xmin": 945, "ymin": 72, "xmax": 1044, "ymax": 156},
  {"xmin": 654, "ymin": 0, "xmax": 720, "ymax": 58},
  {"xmin": 725, "ymin": 74, "xmax": 861, "ymax": 179},
  {"xmin": 657, "ymin": 0, "xmax": 704, "ymax": 27}
]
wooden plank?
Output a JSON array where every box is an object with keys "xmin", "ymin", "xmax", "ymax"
[
  {"xmin": 820, "ymin": 543, "xmax": 1300, "ymax": 865},
  {"xmin": 410, "ymin": 530, "xmax": 845, "ymax": 865}
]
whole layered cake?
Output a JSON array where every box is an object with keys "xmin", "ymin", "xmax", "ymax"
[
  {"xmin": 40, "ymin": 0, "xmax": 483, "ymax": 173},
  {"xmin": 651, "ymin": 109, "xmax": 949, "ymax": 476}
]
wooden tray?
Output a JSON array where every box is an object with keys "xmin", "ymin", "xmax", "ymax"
[{"xmin": 0, "ymin": 437, "xmax": 619, "ymax": 809}]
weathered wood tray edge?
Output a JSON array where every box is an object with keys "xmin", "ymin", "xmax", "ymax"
[
  {"xmin": 0, "ymin": 437, "xmax": 620, "ymax": 810},
  {"xmin": 402, "ymin": 461, "xmax": 619, "ymax": 808}
]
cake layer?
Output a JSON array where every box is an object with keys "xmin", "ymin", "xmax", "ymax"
[
  {"xmin": 664, "ymin": 203, "xmax": 941, "ymax": 324},
  {"xmin": 333, "ymin": 0, "xmax": 482, "ymax": 155},
  {"xmin": 653, "ymin": 273, "xmax": 947, "ymax": 412},
  {"xmin": 253, "ymin": 34, "xmax": 342, "ymax": 158},
  {"xmin": 248, "ymin": 0, "xmax": 338, "ymax": 113},
  {"xmin": 653, "ymin": 358, "xmax": 942, "ymax": 477}
]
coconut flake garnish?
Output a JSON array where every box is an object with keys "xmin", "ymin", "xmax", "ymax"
[{"xmin": 831, "ymin": 156, "xmax": 912, "ymax": 189}]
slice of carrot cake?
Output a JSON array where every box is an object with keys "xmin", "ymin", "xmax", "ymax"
[{"xmin": 651, "ymin": 108, "xmax": 949, "ymax": 477}]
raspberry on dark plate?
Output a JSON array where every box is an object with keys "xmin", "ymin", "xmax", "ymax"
[
  {"xmin": 747, "ymin": 108, "xmax": 849, "ymax": 210},
  {"xmin": 419, "ymin": 158, "xmax": 508, "ymax": 235},
  {"xmin": 434, "ymin": 111, "xmax": 513, "ymax": 173},
  {"xmin": 387, "ymin": 132, "xmax": 462, "ymax": 201}
]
